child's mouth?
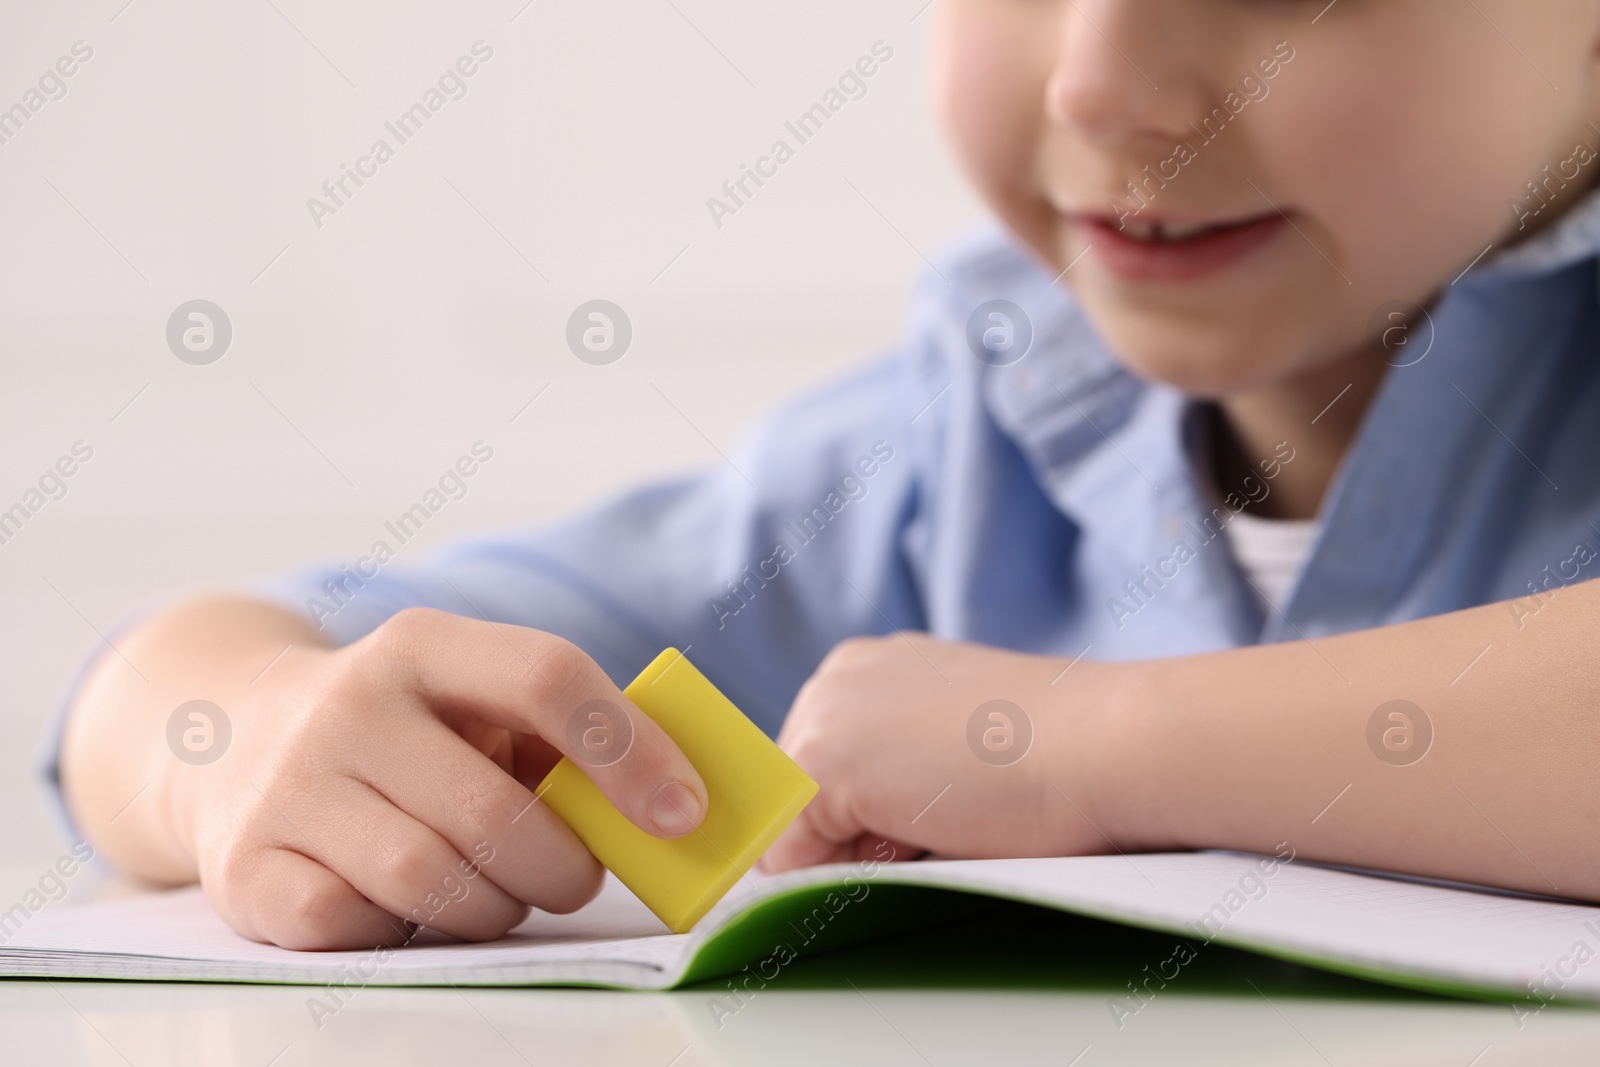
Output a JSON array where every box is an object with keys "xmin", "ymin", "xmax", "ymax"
[{"xmin": 1071, "ymin": 210, "xmax": 1290, "ymax": 283}]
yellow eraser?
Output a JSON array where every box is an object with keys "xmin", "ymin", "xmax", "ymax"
[{"xmin": 539, "ymin": 648, "xmax": 818, "ymax": 933}]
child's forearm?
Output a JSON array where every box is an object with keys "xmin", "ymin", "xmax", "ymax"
[
  {"xmin": 1104, "ymin": 578, "xmax": 1600, "ymax": 898},
  {"xmin": 60, "ymin": 596, "xmax": 330, "ymax": 885}
]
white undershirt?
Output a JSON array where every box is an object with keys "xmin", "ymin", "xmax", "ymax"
[{"xmin": 1222, "ymin": 507, "xmax": 1320, "ymax": 615}]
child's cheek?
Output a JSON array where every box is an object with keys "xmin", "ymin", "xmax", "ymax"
[
  {"xmin": 1268, "ymin": 21, "xmax": 1575, "ymax": 292},
  {"xmin": 1263, "ymin": 79, "xmax": 1462, "ymax": 354},
  {"xmin": 931, "ymin": 4, "xmax": 1053, "ymax": 205},
  {"xmin": 1268, "ymin": 45, "xmax": 1452, "ymax": 222}
]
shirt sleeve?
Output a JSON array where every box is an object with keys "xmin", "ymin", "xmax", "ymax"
[
  {"xmin": 252, "ymin": 352, "xmax": 927, "ymax": 737},
  {"xmin": 35, "ymin": 257, "xmax": 964, "ymax": 855}
]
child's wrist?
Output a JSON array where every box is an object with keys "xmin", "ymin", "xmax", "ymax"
[{"xmin": 1067, "ymin": 658, "xmax": 1183, "ymax": 855}]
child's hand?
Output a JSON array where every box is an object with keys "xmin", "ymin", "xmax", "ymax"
[
  {"xmin": 166, "ymin": 608, "xmax": 708, "ymax": 950},
  {"xmin": 762, "ymin": 634, "xmax": 1123, "ymax": 871}
]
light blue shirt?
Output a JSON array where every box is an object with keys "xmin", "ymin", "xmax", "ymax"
[{"xmin": 39, "ymin": 189, "xmax": 1600, "ymax": 845}]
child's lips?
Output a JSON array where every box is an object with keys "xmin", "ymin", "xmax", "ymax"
[{"xmin": 1067, "ymin": 210, "xmax": 1291, "ymax": 283}]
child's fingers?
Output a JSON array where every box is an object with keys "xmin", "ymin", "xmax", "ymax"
[
  {"xmin": 849, "ymin": 836, "xmax": 922, "ymax": 864},
  {"xmin": 372, "ymin": 717, "xmax": 606, "ymax": 915},
  {"xmin": 762, "ymin": 815, "xmax": 925, "ymax": 872},
  {"xmin": 760, "ymin": 802, "xmax": 859, "ymax": 872},
  {"xmin": 368, "ymin": 608, "xmax": 708, "ymax": 838},
  {"xmin": 288, "ymin": 781, "xmax": 532, "ymax": 942},
  {"xmin": 209, "ymin": 847, "xmax": 410, "ymax": 951},
  {"xmin": 508, "ymin": 731, "xmax": 564, "ymax": 791}
]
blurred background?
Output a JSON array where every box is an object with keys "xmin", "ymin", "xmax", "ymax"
[{"xmin": 0, "ymin": 0, "xmax": 983, "ymax": 874}]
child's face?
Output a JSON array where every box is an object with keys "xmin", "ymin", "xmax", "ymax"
[{"xmin": 933, "ymin": 1, "xmax": 1600, "ymax": 397}]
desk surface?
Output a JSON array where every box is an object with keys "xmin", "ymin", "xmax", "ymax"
[{"xmin": 2, "ymin": 979, "xmax": 1595, "ymax": 1066}]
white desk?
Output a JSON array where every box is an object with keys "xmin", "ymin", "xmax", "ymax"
[{"xmin": 3, "ymin": 978, "xmax": 1595, "ymax": 1066}]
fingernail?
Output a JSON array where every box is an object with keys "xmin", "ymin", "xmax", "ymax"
[{"xmin": 649, "ymin": 781, "xmax": 703, "ymax": 836}]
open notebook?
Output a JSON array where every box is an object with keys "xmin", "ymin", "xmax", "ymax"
[{"xmin": 3, "ymin": 851, "xmax": 1597, "ymax": 1002}]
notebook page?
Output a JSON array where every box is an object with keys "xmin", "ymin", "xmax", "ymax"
[
  {"xmin": 823, "ymin": 852, "xmax": 1600, "ymax": 1000},
  {"xmin": 0, "ymin": 875, "xmax": 691, "ymax": 988},
  {"xmin": 7, "ymin": 852, "xmax": 1598, "ymax": 998}
]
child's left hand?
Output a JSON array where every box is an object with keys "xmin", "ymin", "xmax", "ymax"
[{"xmin": 761, "ymin": 633, "xmax": 1127, "ymax": 871}]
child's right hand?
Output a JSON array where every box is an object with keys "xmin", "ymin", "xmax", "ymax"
[{"xmin": 163, "ymin": 608, "xmax": 708, "ymax": 950}]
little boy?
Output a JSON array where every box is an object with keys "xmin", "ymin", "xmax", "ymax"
[{"xmin": 51, "ymin": 1, "xmax": 1600, "ymax": 947}]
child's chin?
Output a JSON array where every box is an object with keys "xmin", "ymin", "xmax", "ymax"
[{"xmin": 1096, "ymin": 327, "xmax": 1290, "ymax": 400}]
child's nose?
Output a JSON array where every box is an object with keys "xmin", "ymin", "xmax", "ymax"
[{"xmin": 1043, "ymin": 0, "xmax": 1201, "ymax": 145}]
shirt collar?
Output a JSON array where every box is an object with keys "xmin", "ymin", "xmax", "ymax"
[
  {"xmin": 976, "ymin": 182, "xmax": 1600, "ymax": 637},
  {"xmin": 1478, "ymin": 183, "xmax": 1600, "ymax": 280}
]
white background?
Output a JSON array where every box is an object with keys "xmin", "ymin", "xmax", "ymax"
[{"xmin": 0, "ymin": 0, "xmax": 983, "ymax": 871}]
